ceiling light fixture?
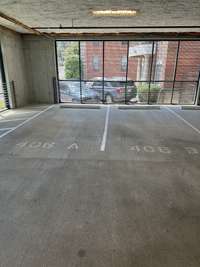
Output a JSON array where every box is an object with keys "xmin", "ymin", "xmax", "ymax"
[{"xmin": 92, "ymin": 10, "xmax": 137, "ymax": 16}]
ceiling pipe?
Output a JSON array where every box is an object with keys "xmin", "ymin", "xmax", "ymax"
[
  {"xmin": 0, "ymin": 11, "xmax": 55, "ymax": 40},
  {"xmin": 48, "ymin": 31, "xmax": 200, "ymax": 40},
  {"xmin": 0, "ymin": 11, "xmax": 43, "ymax": 35},
  {"xmin": 32, "ymin": 25, "xmax": 200, "ymax": 30}
]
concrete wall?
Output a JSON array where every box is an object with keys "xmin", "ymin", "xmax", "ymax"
[
  {"xmin": 23, "ymin": 36, "xmax": 56, "ymax": 104},
  {"xmin": 0, "ymin": 26, "xmax": 29, "ymax": 107}
]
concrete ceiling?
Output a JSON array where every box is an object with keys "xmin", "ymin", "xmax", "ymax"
[{"xmin": 0, "ymin": 0, "xmax": 200, "ymax": 34}]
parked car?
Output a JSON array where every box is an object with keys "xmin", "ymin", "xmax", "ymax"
[
  {"xmin": 59, "ymin": 81, "xmax": 99, "ymax": 103},
  {"xmin": 88, "ymin": 77, "xmax": 137, "ymax": 103}
]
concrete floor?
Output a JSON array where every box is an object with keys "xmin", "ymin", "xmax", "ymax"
[{"xmin": 0, "ymin": 104, "xmax": 200, "ymax": 266}]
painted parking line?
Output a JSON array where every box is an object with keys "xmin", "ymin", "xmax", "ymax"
[
  {"xmin": 0, "ymin": 105, "xmax": 54, "ymax": 139},
  {"xmin": 0, "ymin": 115, "xmax": 5, "ymax": 119},
  {"xmin": 13, "ymin": 111, "xmax": 40, "ymax": 115},
  {"xmin": 0, "ymin": 109, "xmax": 46, "ymax": 120},
  {"xmin": 166, "ymin": 107, "xmax": 200, "ymax": 136},
  {"xmin": 0, "ymin": 127, "xmax": 14, "ymax": 131},
  {"xmin": 100, "ymin": 106, "xmax": 110, "ymax": 151},
  {"xmin": 0, "ymin": 118, "xmax": 27, "ymax": 123},
  {"xmin": 3, "ymin": 110, "xmax": 38, "ymax": 115}
]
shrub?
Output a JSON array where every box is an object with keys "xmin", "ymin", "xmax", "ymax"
[{"xmin": 137, "ymin": 83, "xmax": 161, "ymax": 103}]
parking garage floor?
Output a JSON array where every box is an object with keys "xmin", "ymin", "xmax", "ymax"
[{"xmin": 0, "ymin": 104, "xmax": 200, "ymax": 266}]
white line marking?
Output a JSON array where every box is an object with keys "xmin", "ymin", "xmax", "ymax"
[
  {"xmin": 166, "ymin": 107, "xmax": 200, "ymax": 135},
  {"xmin": 100, "ymin": 106, "xmax": 110, "ymax": 151},
  {"xmin": 0, "ymin": 105, "xmax": 54, "ymax": 139},
  {"xmin": 67, "ymin": 143, "xmax": 79, "ymax": 150},
  {"xmin": 10, "ymin": 111, "xmax": 38, "ymax": 115},
  {"xmin": 0, "ymin": 118, "xmax": 27, "ymax": 123},
  {"xmin": 0, "ymin": 127, "xmax": 14, "ymax": 131},
  {"xmin": 0, "ymin": 111, "xmax": 38, "ymax": 118}
]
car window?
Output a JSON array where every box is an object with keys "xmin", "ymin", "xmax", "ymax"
[
  {"xmin": 104, "ymin": 82, "xmax": 110, "ymax": 87},
  {"xmin": 110, "ymin": 81, "xmax": 123, "ymax": 87},
  {"xmin": 127, "ymin": 81, "xmax": 134, "ymax": 86},
  {"xmin": 93, "ymin": 81, "xmax": 102, "ymax": 86}
]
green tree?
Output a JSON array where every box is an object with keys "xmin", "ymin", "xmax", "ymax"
[{"xmin": 64, "ymin": 43, "xmax": 80, "ymax": 79}]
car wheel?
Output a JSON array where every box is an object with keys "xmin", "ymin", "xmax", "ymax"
[{"xmin": 105, "ymin": 94, "xmax": 113, "ymax": 104}]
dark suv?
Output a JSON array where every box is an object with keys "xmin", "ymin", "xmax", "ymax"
[{"xmin": 89, "ymin": 78, "xmax": 137, "ymax": 103}]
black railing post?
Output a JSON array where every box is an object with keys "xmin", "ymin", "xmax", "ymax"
[
  {"xmin": 54, "ymin": 41, "xmax": 61, "ymax": 103},
  {"xmin": 194, "ymin": 70, "xmax": 200, "ymax": 105},
  {"xmin": 147, "ymin": 41, "xmax": 155, "ymax": 104},
  {"xmin": 79, "ymin": 41, "xmax": 83, "ymax": 103},
  {"xmin": 125, "ymin": 41, "xmax": 129, "ymax": 104},
  {"xmin": 102, "ymin": 41, "xmax": 105, "ymax": 103},
  {"xmin": 170, "ymin": 40, "xmax": 180, "ymax": 104}
]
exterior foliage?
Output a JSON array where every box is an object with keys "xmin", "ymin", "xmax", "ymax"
[
  {"xmin": 64, "ymin": 43, "xmax": 80, "ymax": 79},
  {"xmin": 137, "ymin": 83, "xmax": 160, "ymax": 103}
]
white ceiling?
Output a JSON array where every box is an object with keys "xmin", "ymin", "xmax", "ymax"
[{"xmin": 0, "ymin": 0, "xmax": 200, "ymax": 34}]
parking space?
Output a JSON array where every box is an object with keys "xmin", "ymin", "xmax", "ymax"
[
  {"xmin": 0, "ymin": 104, "xmax": 200, "ymax": 266},
  {"xmin": 2, "ymin": 104, "xmax": 200, "ymax": 162},
  {"xmin": 0, "ymin": 105, "xmax": 53, "ymax": 138},
  {"xmin": 107, "ymin": 106, "xmax": 200, "ymax": 161}
]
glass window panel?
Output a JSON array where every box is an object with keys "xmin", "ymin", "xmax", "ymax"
[
  {"xmin": 104, "ymin": 81, "xmax": 126, "ymax": 104},
  {"xmin": 81, "ymin": 81, "xmax": 100, "ymax": 104},
  {"xmin": 80, "ymin": 41, "xmax": 103, "ymax": 80},
  {"xmin": 149, "ymin": 82, "xmax": 173, "ymax": 104},
  {"xmin": 172, "ymin": 81, "xmax": 197, "ymax": 105},
  {"xmin": 126, "ymin": 81, "xmax": 137, "ymax": 104},
  {"xmin": 176, "ymin": 41, "xmax": 200, "ymax": 81},
  {"xmin": 56, "ymin": 40, "xmax": 200, "ymax": 106},
  {"xmin": 121, "ymin": 56, "xmax": 127, "ymax": 71},
  {"xmin": 135, "ymin": 82, "xmax": 149, "ymax": 104},
  {"xmin": 104, "ymin": 41, "xmax": 128, "ymax": 81},
  {"xmin": 59, "ymin": 81, "xmax": 80, "ymax": 103},
  {"xmin": 121, "ymin": 41, "xmax": 128, "ymax": 45},
  {"xmin": 57, "ymin": 41, "xmax": 79, "ymax": 80},
  {"xmin": 128, "ymin": 41, "xmax": 153, "ymax": 81},
  {"xmin": 152, "ymin": 41, "xmax": 178, "ymax": 81},
  {"xmin": 88, "ymin": 80, "xmax": 103, "ymax": 102}
]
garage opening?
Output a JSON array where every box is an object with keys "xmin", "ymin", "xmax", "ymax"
[{"xmin": 56, "ymin": 40, "xmax": 200, "ymax": 105}]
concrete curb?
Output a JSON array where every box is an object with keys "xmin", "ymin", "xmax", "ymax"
[
  {"xmin": 181, "ymin": 106, "xmax": 200, "ymax": 110},
  {"xmin": 118, "ymin": 105, "xmax": 160, "ymax": 110},
  {"xmin": 60, "ymin": 104, "xmax": 101, "ymax": 109}
]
